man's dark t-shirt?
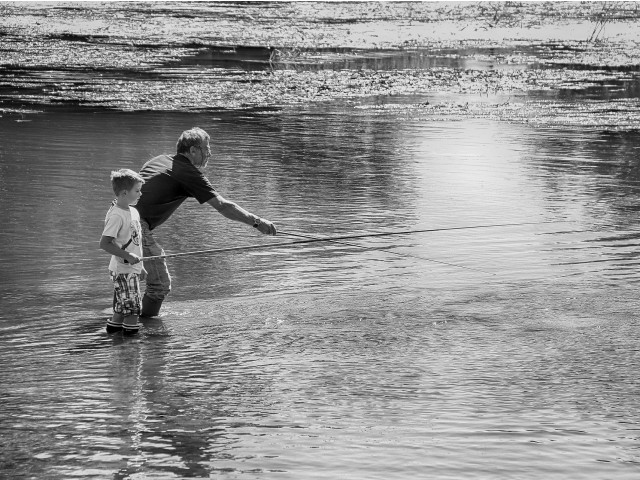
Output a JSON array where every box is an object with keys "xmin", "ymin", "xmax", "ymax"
[{"xmin": 136, "ymin": 154, "xmax": 217, "ymax": 230}]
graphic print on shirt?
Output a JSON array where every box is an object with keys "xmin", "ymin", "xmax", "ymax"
[{"xmin": 131, "ymin": 218, "xmax": 141, "ymax": 247}]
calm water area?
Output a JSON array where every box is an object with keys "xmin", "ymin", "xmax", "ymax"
[{"xmin": 2, "ymin": 99, "xmax": 640, "ymax": 479}]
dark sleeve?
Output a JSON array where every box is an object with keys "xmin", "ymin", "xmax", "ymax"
[{"xmin": 177, "ymin": 161, "xmax": 218, "ymax": 204}]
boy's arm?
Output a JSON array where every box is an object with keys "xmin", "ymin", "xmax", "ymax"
[{"xmin": 99, "ymin": 235, "xmax": 141, "ymax": 264}]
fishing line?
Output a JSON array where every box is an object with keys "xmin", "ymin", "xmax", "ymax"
[
  {"xmin": 278, "ymin": 230, "xmax": 495, "ymax": 275},
  {"xmin": 274, "ymin": 220, "xmax": 568, "ymax": 243},
  {"xmin": 140, "ymin": 220, "xmax": 568, "ymax": 268}
]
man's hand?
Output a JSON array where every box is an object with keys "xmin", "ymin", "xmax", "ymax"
[{"xmin": 254, "ymin": 218, "xmax": 277, "ymax": 236}]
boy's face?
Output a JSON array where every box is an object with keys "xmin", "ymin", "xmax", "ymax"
[{"xmin": 121, "ymin": 182, "xmax": 143, "ymax": 206}]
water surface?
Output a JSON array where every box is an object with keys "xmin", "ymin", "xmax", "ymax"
[{"xmin": 2, "ymin": 103, "xmax": 640, "ymax": 479}]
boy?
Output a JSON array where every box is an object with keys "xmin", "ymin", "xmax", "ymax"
[{"xmin": 100, "ymin": 169, "xmax": 147, "ymax": 335}]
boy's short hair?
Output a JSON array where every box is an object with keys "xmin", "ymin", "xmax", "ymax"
[
  {"xmin": 111, "ymin": 168, "xmax": 144, "ymax": 195},
  {"xmin": 176, "ymin": 127, "xmax": 210, "ymax": 154}
]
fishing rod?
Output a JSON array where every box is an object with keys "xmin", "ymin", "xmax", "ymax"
[
  {"xmin": 275, "ymin": 220, "xmax": 566, "ymax": 243},
  {"xmin": 278, "ymin": 230, "xmax": 495, "ymax": 275},
  {"xmin": 141, "ymin": 236, "xmax": 491, "ymax": 275},
  {"xmin": 140, "ymin": 220, "xmax": 565, "ymax": 267},
  {"xmin": 140, "ymin": 239, "xmax": 318, "ymax": 261}
]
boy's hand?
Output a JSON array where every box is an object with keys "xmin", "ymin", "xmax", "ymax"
[{"xmin": 126, "ymin": 252, "xmax": 141, "ymax": 264}]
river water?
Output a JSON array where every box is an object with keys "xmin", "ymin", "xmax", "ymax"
[
  {"xmin": 2, "ymin": 102, "xmax": 640, "ymax": 479},
  {"xmin": 2, "ymin": 3, "xmax": 640, "ymax": 477}
]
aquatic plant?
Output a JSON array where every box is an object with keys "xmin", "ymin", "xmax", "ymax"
[{"xmin": 0, "ymin": 1, "xmax": 639, "ymax": 129}]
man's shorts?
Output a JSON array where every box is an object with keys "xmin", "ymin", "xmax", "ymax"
[{"xmin": 111, "ymin": 272, "xmax": 142, "ymax": 316}]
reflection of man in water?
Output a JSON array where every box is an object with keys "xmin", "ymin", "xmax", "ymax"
[{"xmin": 136, "ymin": 127, "xmax": 277, "ymax": 317}]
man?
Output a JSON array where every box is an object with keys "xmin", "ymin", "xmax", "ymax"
[{"xmin": 136, "ymin": 127, "xmax": 277, "ymax": 317}]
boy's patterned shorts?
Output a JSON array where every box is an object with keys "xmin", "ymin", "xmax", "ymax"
[{"xmin": 111, "ymin": 272, "xmax": 142, "ymax": 316}]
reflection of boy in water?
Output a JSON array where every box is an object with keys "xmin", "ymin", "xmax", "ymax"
[
  {"xmin": 100, "ymin": 169, "xmax": 147, "ymax": 335},
  {"xmin": 135, "ymin": 127, "xmax": 277, "ymax": 318}
]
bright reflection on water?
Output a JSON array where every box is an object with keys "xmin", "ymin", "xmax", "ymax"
[{"xmin": 1, "ymin": 106, "xmax": 640, "ymax": 479}]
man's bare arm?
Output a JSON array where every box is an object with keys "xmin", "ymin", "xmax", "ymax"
[{"xmin": 207, "ymin": 194, "xmax": 277, "ymax": 235}]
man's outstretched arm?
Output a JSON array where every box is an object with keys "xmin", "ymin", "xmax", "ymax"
[{"xmin": 207, "ymin": 194, "xmax": 277, "ymax": 235}]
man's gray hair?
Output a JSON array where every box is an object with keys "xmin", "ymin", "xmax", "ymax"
[{"xmin": 176, "ymin": 127, "xmax": 210, "ymax": 154}]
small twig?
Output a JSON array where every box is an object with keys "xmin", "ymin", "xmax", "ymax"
[{"xmin": 588, "ymin": 2, "xmax": 614, "ymax": 43}]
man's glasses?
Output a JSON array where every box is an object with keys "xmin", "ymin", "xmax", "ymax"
[{"xmin": 197, "ymin": 145, "xmax": 211, "ymax": 158}]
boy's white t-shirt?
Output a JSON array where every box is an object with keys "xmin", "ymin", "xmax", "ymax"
[{"xmin": 102, "ymin": 204, "xmax": 143, "ymax": 275}]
